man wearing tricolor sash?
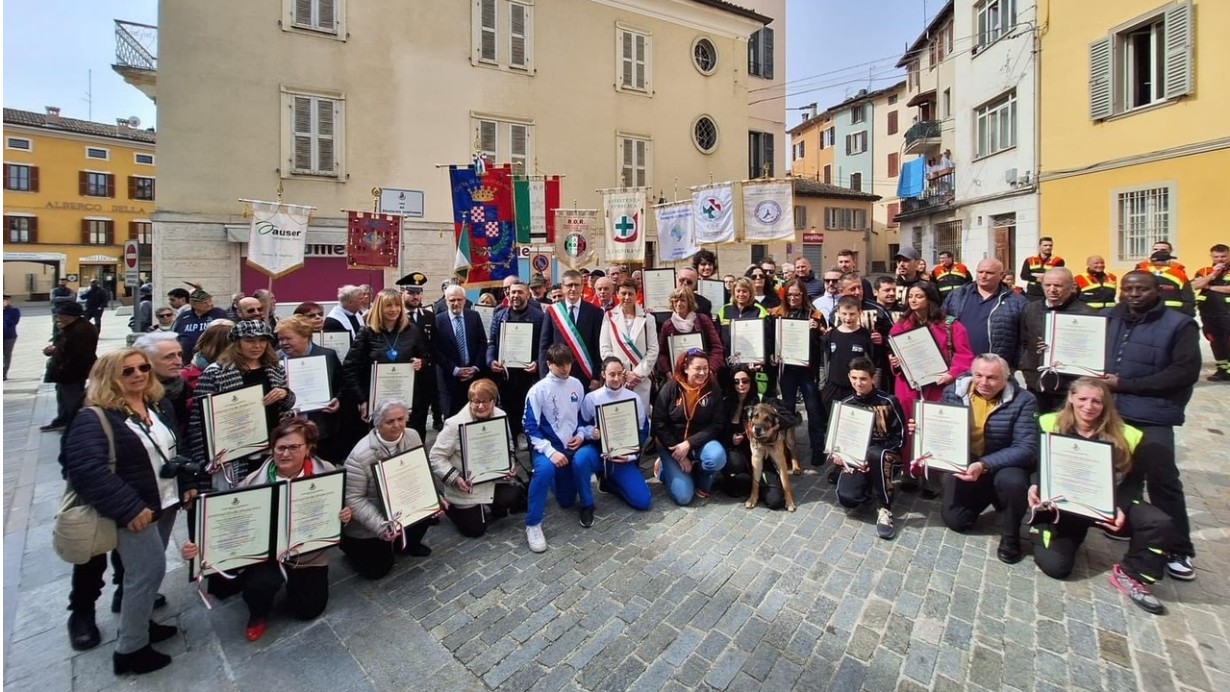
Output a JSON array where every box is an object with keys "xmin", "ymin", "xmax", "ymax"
[{"xmin": 538, "ymin": 270, "xmax": 603, "ymax": 390}]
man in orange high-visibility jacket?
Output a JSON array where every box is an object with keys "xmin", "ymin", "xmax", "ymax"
[
  {"xmin": 1019, "ymin": 237, "xmax": 1064, "ymax": 302},
  {"xmin": 1140, "ymin": 249, "xmax": 1195, "ymax": 316},
  {"xmin": 932, "ymin": 250, "xmax": 971, "ymax": 296},
  {"xmin": 1074, "ymin": 255, "xmax": 1118, "ymax": 310},
  {"xmin": 1193, "ymin": 243, "xmax": 1230, "ymax": 381}
]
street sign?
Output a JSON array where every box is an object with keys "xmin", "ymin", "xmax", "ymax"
[
  {"xmin": 123, "ymin": 241, "xmax": 140, "ymax": 285},
  {"xmin": 378, "ymin": 188, "xmax": 425, "ymax": 218}
]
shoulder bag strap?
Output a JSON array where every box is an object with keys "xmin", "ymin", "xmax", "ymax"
[{"xmin": 89, "ymin": 406, "xmax": 118, "ymax": 474}]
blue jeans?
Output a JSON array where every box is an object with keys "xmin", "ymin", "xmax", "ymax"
[
  {"xmin": 778, "ymin": 367, "xmax": 824, "ymax": 452},
  {"xmin": 575, "ymin": 444, "xmax": 652, "ymax": 511},
  {"xmin": 526, "ymin": 451, "xmax": 580, "ymax": 526},
  {"xmin": 657, "ymin": 440, "xmax": 727, "ymax": 506}
]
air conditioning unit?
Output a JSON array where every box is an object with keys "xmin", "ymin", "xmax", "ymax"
[
  {"xmin": 1004, "ymin": 168, "xmax": 1018, "ymax": 185},
  {"xmin": 1018, "ymin": 170, "xmax": 1033, "ymax": 186}
]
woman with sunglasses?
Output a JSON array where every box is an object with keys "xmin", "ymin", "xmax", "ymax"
[
  {"xmin": 190, "ymin": 320, "xmax": 296, "ymax": 489},
  {"xmin": 1025, "ymin": 378, "xmax": 1178, "ymax": 615},
  {"xmin": 63, "ymin": 349, "xmax": 188, "ymax": 674},
  {"xmin": 770, "ymin": 278, "xmax": 829, "ymax": 466},
  {"xmin": 293, "ymin": 301, "xmax": 327, "ymax": 333},
  {"xmin": 343, "ymin": 288, "xmax": 429, "ymax": 440},
  {"xmin": 428, "ymin": 379, "xmax": 526, "ymax": 537},
  {"xmin": 599, "ymin": 279, "xmax": 659, "ymax": 415},
  {"xmin": 655, "ymin": 287, "xmax": 725, "ymax": 383},
  {"xmin": 719, "ymin": 365, "xmax": 786, "ymax": 508},
  {"xmin": 651, "ymin": 350, "xmax": 727, "ymax": 505},
  {"xmin": 180, "ymin": 419, "xmax": 352, "ymax": 642},
  {"xmin": 745, "ymin": 267, "xmax": 781, "ymax": 311},
  {"xmin": 718, "ymin": 277, "xmax": 775, "ymax": 396}
]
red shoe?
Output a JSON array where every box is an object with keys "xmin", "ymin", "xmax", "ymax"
[{"xmin": 245, "ymin": 618, "xmax": 268, "ymax": 642}]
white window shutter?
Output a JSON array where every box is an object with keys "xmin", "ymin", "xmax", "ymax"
[
  {"xmin": 1163, "ymin": 0, "xmax": 1193, "ymax": 99},
  {"xmin": 510, "ymin": 123, "xmax": 527, "ymax": 173},
  {"xmin": 1088, "ymin": 36, "xmax": 1113, "ymax": 120},
  {"xmin": 509, "ymin": 3, "xmax": 527, "ymax": 68},
  {"xmin": 480, "ymin": 0, "xmax": 497, "ymax": 62},
  {"xmin": 636, "ymin": 139, "xmax": 647, "ymax": 186},
  {"xmin": 317, "ymin": 98, "xmax": 335, "ymax": 174},
  {"xmin": 634, "ymin": 34, "xmax": 647, "ymax": 89},
  {"xmin": 294, "ymin": 0, "xmax": 313, "ymax": 26},
  {"xmin": 479, "ymin": 120, "xmax": 497, "ymax": 161},
  {"xmin": 318, "ymin": 0, "xmax": 336, "ymax": 31},
  {"xmin": 293, "ymin": 96, "xmax": 313, "ymax": 171},
  {"xmin": 621, "ymin": 32, "xmax": 634, "ymax": 87}
]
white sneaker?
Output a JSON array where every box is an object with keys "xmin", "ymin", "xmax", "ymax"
[{"xmin": 526, "ymin": 524, "xmax": 547, "ymax": 553}]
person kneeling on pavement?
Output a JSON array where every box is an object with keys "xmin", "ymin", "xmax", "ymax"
[
  {"xmin": 932, "ymin": 354, "xmax": 1038, "ymax": 564},
  {"xmin": 1025, "ymin": 377, "xmax": 1180, "ymax": 615},
  {"xmin": 576, "ymin": 357, "xmax": 654, "ymax": 512},
  {"xmin": 651, "ymin": 349, "xmax": 728, "ymax": 506},
  {"xmin": 829, "ymin": 357, "xmax": 907, "ymax": 539}
]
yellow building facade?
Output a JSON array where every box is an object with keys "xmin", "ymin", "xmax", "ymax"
[
  {"xmin": 1039, "ymin": 0, "xmax": 1227, "ymax": 275},
  {"xmin": 787, "ymin": 108, "xmax": 834, "ymax": 183},
  {"xmin": 3, "ymin": 107, "xmax": 156, "ymax": 302}
]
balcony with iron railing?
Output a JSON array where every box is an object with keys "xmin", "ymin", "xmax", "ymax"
[
  {"xmin": 903, "ymin": 119, "xmax": 942, "ymax": 155},
  {"xmin": 112, "ymin": 20, "xmax": 157, "ymax": 102},
  {"xmin": 896, "ymin": 170, "xmax": 955, "ymax": 219}
]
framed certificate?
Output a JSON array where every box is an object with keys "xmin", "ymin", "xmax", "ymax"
[
  {"xmin": 473, "ymin": 305, "xmax": 496, "ymax": 339},
  {"xmin": 201, "ymin": 384, "xmax": 269, "ymax": 463},
  {"xmin": 775, "ymin": 318, "xmax": 812, "ymax": 367},
  {"xmin": 190, "ymin": 483, "xmax": 278, "ymax": 580},
  {"xmin": 276, "ymin": 469, "xmax": 346, "ymax": 557},
  {"xmin": 597, "ymin": 399, "xmax": 642, "ymax": 458},
  {"xmin": 313, "ymin": 331, "xmax": 351, "ymax": 361},
  {"xmin": 729, "ymin": 318, "xmax": 766, "ymax": 365},
  {"xmin": 372, "ymin": 447, "xmax": 443, "ymax": 528},
  {"xmin": 369, "ymin": 362, "xmax": 416, "ymax": 408},
  {"xmin": 284, "ymin": 355, "xmax": 332, "ymax": 412},
  {"xmin": 1043, "ymin": 313, "xmax": 1107, "ymax": 377},
  {"xmin": 698, "ymin": 279, "xmax": 726, "ymax": 311},
  {"xmin": 1039, "ymin": 433, "xmax": 1116, "ymax": 521},
  {"xmin": 888, "ymin": 326, "xmax": 950, "ymax": 390},
  {"xmin": 823, "ymin": 402, "xmax": 875, "ymax": 470},
  {"xmin": 460, "ymin": 415, "xmax": 513, "ymax": 484},
  {"xmin": 498, "ymin": 321, "xmax": 535, "ymax": 368},
  {"xmin": 642, "ymin": 268, "xmax": 677, "ymax": 313},
  {"xmin": 912, "ymin": 401, "xmax": 970, "ymax": 473},
  {"xmin": 668, "ymin": 333, "xmax": 704, "ymax": 367}
]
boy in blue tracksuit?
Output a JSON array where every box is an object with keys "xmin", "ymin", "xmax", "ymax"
[
  {"xmin": 522, "ymin": 343, "xmax": 587, "ymax": 552},
  {"xmin": 576, "ymin": 357, "xmax": 653, "ymax": 513}
]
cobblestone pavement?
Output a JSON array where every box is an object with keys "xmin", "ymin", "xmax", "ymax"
[{"xmin": 3, "ymin": 308, "xmax": 1228, "ymax": 691}]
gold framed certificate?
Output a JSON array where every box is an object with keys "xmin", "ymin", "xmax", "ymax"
[
  {"xmin": 372, "ymin": 447, "xmax": 442, "ymax": 527},
  {"xmin": 1043, "ymin": 313, "xmax": 1107, "ymax": 377},
  {"xmin": 460, "ymin": 415, "xmax": 513, "ymax": 484},
  {"xmin": 1040, "ymin": 433, "xmax": 1116, "ymax": 521},
  {"xmin": 888, "ymin": 326, "xmax": 950, "ymax": 390},
  {"xmin": 823, "ymin": 402, "xmax": 875, "ymax": 470},
  {"xmin": 642, "ymin": 268, "xmax": 677, "ymax": 313},
  {"xmin": 498, "ymin": 321, "xmax": 535, "ymax": 368},
  {"xmin": 730, "ymin": 318, "xmax": 766, "ymax": 365},
  {"xmin": 912, "ymin": 401, "xmax": 970, "ymax": 473},
  {"xmin": 369, "ymin": 362, "xmax": 416, "ymax": 408},
  {"xmin": 284, "ymin": 354, "xmax": 333, "ymax": 412},
  {"xmin": 597, "ymin": 399, "xmax": 642, "ymax": 458},
  {"xmin": 190, "ymin": 483, "xmax": 277, "ymax": 580},
  {"xmin": 202, "ymin": 384, "xmax": 269, "ymax": 463},
  {"xmin": 668, "ymin": 333, "xmax": 704, "ymax": 368},
  {"xmin": 275, "ymin": 469, "xmax": 346, "ymax": 558},
  {"xmin": 312, "ymin": 331, "xmax": 351, "ymax": 361},
  {"xmin": 775, "ymin": 318, "xmax": 812, "ymax": 367}
]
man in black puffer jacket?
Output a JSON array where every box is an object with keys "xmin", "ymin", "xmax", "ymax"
[
  {"xmin": 943, "ymin": 259, "xmax": 1027, "ymax": 371},
  {"xmin": 939, "ymin": 354, "xmax": 1038, "ymax": 564},
  {"xmin": 1019, "ymin": 267, "xmax": 1094, "ymax": 414},
  {"xmin": 1105, "ymin": 271, "xmax": 1201, "ymax": 581}
]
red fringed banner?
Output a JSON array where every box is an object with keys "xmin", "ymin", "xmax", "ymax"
[{"xmin": 347, "ymin": 211, "xmax": 401, "ymax": 269}]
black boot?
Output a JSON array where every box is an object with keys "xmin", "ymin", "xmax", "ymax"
[
  {"xmin": 148, "ymin": 621, "xmax": 178, "ymax": 643},
  {"xmin": 113, "ymin": 645, "xmax": 172, "ymax": 675},
  {"xmin": 67, "ymin": 611, "xmax": 101, "ymax": 651}
]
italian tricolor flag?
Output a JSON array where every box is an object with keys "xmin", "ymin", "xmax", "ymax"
[{"xmin": 513, "ymin": 175, "xmax": 561, "ymax": 244}]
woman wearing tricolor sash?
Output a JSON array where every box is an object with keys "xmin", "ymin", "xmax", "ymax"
[{"xmin": 599, "ymin": 279, "xmax": 659, "ymax": 415}]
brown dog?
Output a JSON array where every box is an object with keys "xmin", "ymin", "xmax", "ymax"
[{"xmin": 744, "ymin": 402, "xmax": 798, "ymax": 511}]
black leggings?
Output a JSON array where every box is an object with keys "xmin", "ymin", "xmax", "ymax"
[
  {"xmin": 835, "ymin": 446, "xmax": 898, "ymax": 510},
  {"xmin": 1031, "ymin": 502, "xmax": 1176, "ymax": 583},
  {"xmin": 722, "ymin": 448, "xmax": 785, "ymax": 510},
  {"xmin": 445, "ymin": 483, "xmax": 527, "ymax": 538},
  {"xmin": 204, "ymin": 562, "xmax": 329, "ymax": 621},
  {"xmin": 340, "ymin": 520, "xmax": 431, "ymax": 580}
]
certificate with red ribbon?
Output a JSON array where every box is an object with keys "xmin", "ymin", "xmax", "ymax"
[
  {"xmin": 373, "ymin": 447, "xmax": 442, "ymax": 530},
  {"xmin": 190, "ymin": 483, "xmax": 278, "ymax": 581}
]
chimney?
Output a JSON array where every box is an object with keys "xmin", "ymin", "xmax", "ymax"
[{"xmin": 45, "ymin": 106, "xmax": 61, "ymax": 121}]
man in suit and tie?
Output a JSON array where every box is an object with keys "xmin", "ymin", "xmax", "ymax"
[
  {"xmin": 539, "ymin": 269, "xmax": 603, "ymax": 390},
  {"xmin": 435, "ymin": 284, "xmax": 488, "ymax": 416},
  {"xmin": 399, "ymin": 272, "xmax": 445, "ymax": 431}
]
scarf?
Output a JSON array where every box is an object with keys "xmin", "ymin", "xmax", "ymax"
[
  {"xmin": 162, "ymin": 375, "xmax": 185, "ymax": 401},
  {"xmin": 268, "ymin": 456, "xmax": 315, "ymax": 483},
  {"xmin": 670, "ymin": 311, "xmax": 698, "ymax": 334},
  {"xmin": 677, "ymin": 378, "xmax": 704, "ymax": 441}
]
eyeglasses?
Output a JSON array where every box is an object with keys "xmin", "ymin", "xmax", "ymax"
[
  {"xmin": 156, "ymin": 312, "xmax": 173, "ymax": 318},
  {"xmin": 678, "ymin": 278, "xmax": 695, "ymax": 285},
  {"xmin": 750, "ymin": 274, "xmax": 765, "ymax": 279},
  {"xmin": 121, "ymin": 363, "xmax": 153, "ymax": 376},
  {"xmin": 469, "ymin": 398, "xmax": 494, "ymax": 407},
  {"xmin": 686, "ymin": 348, "xmax": 704, "ymax": 357},
  {"xmin": 305, "ymin": 312, "xmax": 323, "ymax": 318},
  {"xmin": 273, "ymin": 443, "xmax": 305, "ymax": 455},
  {"xmin": 734, "ymin": 377, "xmax": 752, "ymax": 384},
  {"xmin": 824, "ymin": 278, "xmax": 840, "ymax": 283},
  {"xmin": 787, "ymin": 292, "xmax": 804, "ymax": 298}
]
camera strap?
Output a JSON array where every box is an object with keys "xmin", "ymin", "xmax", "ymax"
[{"xmin": 125, "ymin": 404, "xmax": 176, "ymax": 466}]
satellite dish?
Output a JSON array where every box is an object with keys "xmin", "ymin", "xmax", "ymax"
[{"xmin": 127, "ymin": 115, "xmax": 141, "ymax": 128}]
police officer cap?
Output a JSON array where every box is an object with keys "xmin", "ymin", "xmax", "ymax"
[{"xmin": 396, "ymin": 271, "xmax": 428, "ymax": 293}]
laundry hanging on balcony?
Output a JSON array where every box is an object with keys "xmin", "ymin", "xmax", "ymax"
[{"xmin": 897, "ymin": 157, "xmax": 926, "ymax": 200}]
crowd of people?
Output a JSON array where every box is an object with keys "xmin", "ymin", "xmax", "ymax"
[{"xmin": 42, "ymin": 238, "xmax": 1212, "ymax": 675}]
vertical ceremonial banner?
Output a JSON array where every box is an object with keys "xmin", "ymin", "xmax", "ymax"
[
  {"xmin": 449, "ymin": 164, "xmax": 517, "ymax": 286},
  {"xmin": 514, "ymin": 175, "xmax": 561, "ymax": 244},
  {"xmin": 246, "ymin": 200, "xmax": 311, "ymax": 278},
  {"xmin": 692, "ymin": 182, "xmax": 736, "ymax": 244},
  {"xmin": 742, "ymin": 180, "xmax": 795, "ymax": 241},
  {"xmin": 554, "ymin": 208, "xmax": 599, "ymax": 270},
  {"xmin": 346, "ymin": 212, "xmax": 401, "ymax": 269},
  {"xmin": 654, "ymin": 201, "xmax": 698, "ymax": 263},
  {"xmin": 602, "ymin": 188, "xmax": 647, "ymax": 264}
]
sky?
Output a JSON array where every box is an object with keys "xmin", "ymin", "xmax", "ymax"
[
  {"xmin": 1, "ymin": 0, "xmax": 937, "ymax": 132},
  {"xmin": 2, "ymin": 0, "xmax": 159, "ymax": 126}
]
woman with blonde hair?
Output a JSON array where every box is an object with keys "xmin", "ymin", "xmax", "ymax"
[
  {"xmin": 343, "ymin": 288, "xmax": 429, "ymax": 438},
  {"xmin": 1026, "ymin": 377, "xmax": 1178, "ymax": 615},
  {"xmin": 63, "ymin": 348, "xmax": 186, "ymax": 674},
  {"xmin": 276, "ymin": 315, "xmax": 346, "ymax": 461}
]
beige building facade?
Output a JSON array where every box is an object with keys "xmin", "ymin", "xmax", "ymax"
[
  {"xmin": 869, "ymin": 82, "xmax": 907, "ymax": 272},
  {"xmin": 141, "ymin": 0, "xmax": 786, "ymax": 301}
]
